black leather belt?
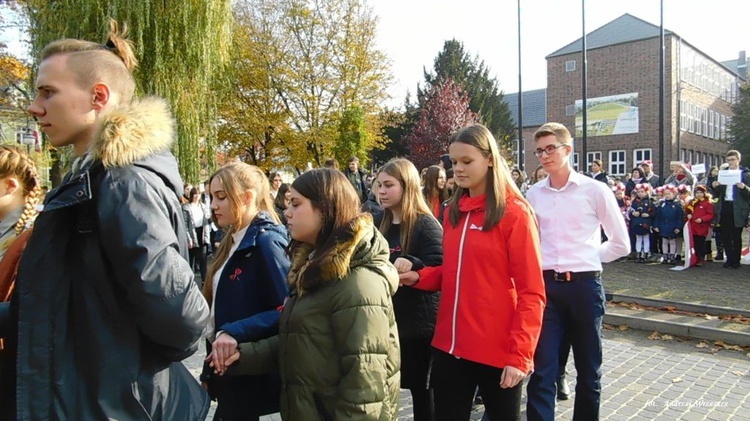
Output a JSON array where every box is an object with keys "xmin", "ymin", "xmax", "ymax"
[{"xmin": 543, "ymin": 270, "xmax": 601, "ymax": 282}]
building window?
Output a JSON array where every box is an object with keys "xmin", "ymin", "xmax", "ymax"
[
  {"xmin": 708, "ymin": 110, "xmax": 714, "ymax": 139},
  {"xmin": 714, "ymin": 112, "xmax": 720, "ymax": 139},
  {"xmin": 680, "ymin": 149, "xmax": 686, "ymax": 162},
  {"xmin": 609, "ymin": 150, "xmax": 626, "ymax": 176},
  {"xmin": 566, "ymin": 60, "xmax": 576, "ymax": 72},
  {"xmin": 701, "ymin": 108, "xmax": 708, "ymax": 136},
  {"xmin": 680, "ymin": 100, "xmax": 687, "ymax": 131},
  {"xmin": 688, "ymin": 104, "xmax": 695, "ymax": 133},
  {"xmin": 720, "ymin": 114, "xmax": 726, "ymax": 140},
  {"xmin": 633, "ymin": 149, "xmax": 652, "ymax": 167},
  {"xmin": 572, "ymin": 153, "xmax": 579, "ymax": 171},
  {"xmin": 565, "ymin": 104, "xmax": 576, "ymax": 116},
  {"xmin": 586, "ymin": 151, "xmax": 602, "ymax": 170}
]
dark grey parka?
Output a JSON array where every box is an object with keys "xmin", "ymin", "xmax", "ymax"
[{"xmin": 6, "ymin": 98, "xmax": 210, "ymax": 420}]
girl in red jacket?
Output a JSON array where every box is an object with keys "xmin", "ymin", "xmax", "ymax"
[
  {"xmin": 685, "ymin": 185, "xmax": 715, "ymax": 266},
  {"xmin": 400, "ymin": 124, "xmax": 546, "ymax": 421}
]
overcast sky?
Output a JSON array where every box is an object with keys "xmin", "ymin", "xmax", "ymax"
[{"xmin": 373, "ymin": 0, "xmax": 749, "ymax": 108}]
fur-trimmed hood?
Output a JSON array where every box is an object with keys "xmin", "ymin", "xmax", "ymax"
[
  {"xmin": 84, "ymin": 97, "xmax": 183, "ymax": 197},
  {"xmin": 288, "ymin": 214, "xmax": 398, "ymax": 295}
]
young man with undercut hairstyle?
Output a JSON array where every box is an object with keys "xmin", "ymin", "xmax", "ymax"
[{"xmin": 0, "ymin": 21, "xmax": 210, "ymax": 420}]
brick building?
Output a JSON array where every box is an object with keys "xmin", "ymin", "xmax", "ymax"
[{"xmin": 509, "ymin": 13, "xmax": 746, "ymax": 180}]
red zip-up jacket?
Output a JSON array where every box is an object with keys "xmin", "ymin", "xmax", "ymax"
[{"xmin": 414, "ymin": 192, "xmax": 546, "ymax": 373}]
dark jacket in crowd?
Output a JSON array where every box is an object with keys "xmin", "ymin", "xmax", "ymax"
[
  {"xmin": 655, "ymin": 198, "xmax": 685, "ymax": 239},
  {"xmin": 362, "ymin": 189, "xmax": 383, "ymax": 218},
  {"xmin": 376, "ymin": 213, "xmax": 442, "ymax": 339},
  {"xmin": 590, "ymin": 171, "xmax": 610, "ymax": 184},
  {"xmin": 229, "ymin": 214, "xmax": 401, "ymax": 420},
  {"xmin": 345, "ymin": 167, "xmax": 369, "ymax": 203},
  {"xmin": 3, "ymin": 98, "xmax": 210, "ymax": 421},
  {"xmin": 711, "ymin": 168, "xmax": 750, "ymax": 228},
  {"xmin": 201, "ymin": 212, "xmax": 290, "ymax": 419},
  {"xmin": 628, "ymin": 196, "xmax": 655, "ymax": 235}
]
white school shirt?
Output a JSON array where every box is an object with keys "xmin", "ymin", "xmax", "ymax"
[
  {"xmin": 206, "ymin": 224, "xmax": 250, "ymax": 341},
  {"xmin": 526, "ymin": 169, "xmax": 630, "ymax": 272}
]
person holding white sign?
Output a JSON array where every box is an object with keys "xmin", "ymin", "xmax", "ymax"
[{"xmin": 711, "ymin": 150, "xmax": 750, "ymax": 269}]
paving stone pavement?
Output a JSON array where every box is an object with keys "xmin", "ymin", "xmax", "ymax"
[{"xmin": 183, "ymin": 327, "xmax": 750, "ymax": 420}]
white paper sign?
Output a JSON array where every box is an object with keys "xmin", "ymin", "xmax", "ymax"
[
  {"xmin": 692, "ymin": 163, "xmax": 706, "ymax": 175},
  {"xmin": 718, "ymin": 169, "xmax": 742, "ymax": 185}
]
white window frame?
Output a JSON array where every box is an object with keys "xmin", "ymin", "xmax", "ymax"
[
  {"xmin": 632, "ymin": 149, "xmax": 652, "ymax": 167},
  {"xmin": 708, "ymin": 110, "xmax": 715, "ymax": 139},
  {"xmin": 566, "ymin": 60, "xmax": 576, "ymax": 72},
  {"xmin": 572, "ymin": 153, "xmax": 579, "ymax": 171},
  {"xmin": 609, "ymin": 150, "xmax": 626, "ymax": 176}
]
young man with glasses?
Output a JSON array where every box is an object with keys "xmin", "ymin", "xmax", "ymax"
[
  {"xmin": 525, "ymin": 123, "xmax": 629, "ymax": 421},
  {"xmin": 710, "ymin": 150, "xmax": 750, "ymax": 269}
]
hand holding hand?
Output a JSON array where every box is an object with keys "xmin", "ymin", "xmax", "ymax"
[
  {"xmin": 393, "ymin": 257, "xmax": 413, "ymax": 274},
  {"xmin": 399, "ymin": 271, "xmax": 419, "ymax": 286},
  {"xmin": 500, "ymin": 365, "xmax": 526, "ymax": 389},
  {"xmin": 210, "ymin": 332, "xmax": 238, "ymax": 374},
  {"xmin": 653, "ymin": 228, "xmax": 660, "ymax": 233}
]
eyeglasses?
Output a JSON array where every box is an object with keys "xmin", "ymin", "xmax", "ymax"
[{"xmin": 533, "ymin": 144, "xmax": 567, "ymax": 158}]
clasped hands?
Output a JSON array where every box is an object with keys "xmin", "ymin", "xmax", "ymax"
[
  {"xmin": 394, "ymin": 257, "xmax": 419, "ymax": 286},
  {"xmin": 206, "ymin": 332, "xmax": 241, "ymax": 376}
]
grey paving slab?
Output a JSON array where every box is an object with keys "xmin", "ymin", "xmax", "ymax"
[{"xmin": 182, "ymin": 326, "xmax": 750, "ymax": 420}]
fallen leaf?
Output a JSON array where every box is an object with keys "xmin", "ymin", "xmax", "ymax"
[
  {"xmin": 672, "ymin": 377, "xmax": 683, "ymax": 383},
  {"xmin": 664, "ymin": 306, "xmax": 677, "ymax": 311},
  {"xmin": 731, "ymin": 371, "xmax": 745, "ymax": 376},
  {"xmin": 696, "ymin": 342, "xmax": 709, "ymax": 349},
  {"xmin": 648, "ymin": 331, "xmax": 661, "ymax": 340},
  {"xmin": 618, "ymin": 325, "xmax": 629, "ymax": 331},
  {"xmin": 661, "ymin": 334, "xmax": 674, "ymax": 341},
  {"xmin": 704, "ymin": 315, "xmax": 718, "ymax": 320}
]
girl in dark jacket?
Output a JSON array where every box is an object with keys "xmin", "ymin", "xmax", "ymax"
[
  {"xmin": 273, "ymin": 182, "xmax": 291, "ymax": 226},
  {"xmin": 376, "ymin": 158, "xmax": 443, "ymax": 421},
  {"xmin": 423, "ymin": 165, "xmax": 449, "ymax": 218},
  {"xmin": 654, "ymin": 186, "xmax": 684, "ymax": 264},
  {"xmin": 200, "ymin": 162, "xmax": 290, "ymax": 420},
  {"xmin": 628, "ymin": 183, "xmax": 655, "ymax": 262}
]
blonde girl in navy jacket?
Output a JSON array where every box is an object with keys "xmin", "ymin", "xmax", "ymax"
[{"xmin": 200, "ymin": 162, "xmax": 290, "ymax": 420}]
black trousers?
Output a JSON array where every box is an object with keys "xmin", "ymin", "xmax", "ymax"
[
  {"xmin": 720, "ymin": 204, "xmax": 744, "ymax": 266},
  {"xmin": 693, "ymin": 235, "xmax": 707, "ymax": 261},
  {"xmin": 431, "ymin": 348, "xmax": 522, "ymax": 421}
]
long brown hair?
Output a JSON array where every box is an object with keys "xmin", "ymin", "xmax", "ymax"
[
  {"xmin": 288, "ymin": 168, "xmax": 361, "ymax": 291},
  {"xmin": 448, "ymin": 124, "xmax": 527, "ymax": 231},
  {"xmin": 422, "ymin": 165, "xmax": 448, "ymax": 204},
  {"xmin": 203, "ymin": 162, "xmax": 280, "ymax": 304},
  {"xmin": 378, "ymin": 159, "xmax": 437, "ymax": 255},
  {"xmin": 0, "ymin": 146, "xmax": 41, "ymax": 250}
]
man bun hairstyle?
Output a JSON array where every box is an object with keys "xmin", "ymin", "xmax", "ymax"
[{"xmin": 40, "ymin": 19, "xmax": 137, "ymax": 104}]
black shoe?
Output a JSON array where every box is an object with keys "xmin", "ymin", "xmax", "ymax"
[
  {"xmin": 731, "ymin": 263, "xmax": 741, "ymax": 269},
  {"xmin": 557, "ymin": 374, "xmax": 570, "ymax": 400},
  {"xmin": 723, "ymin": 262, "xmax": 732, "ymax": 268}
]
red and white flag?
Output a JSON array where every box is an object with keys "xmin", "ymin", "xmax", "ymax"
[{"xmin": 670, "ymin": 221, "xmax": 697, "ymax": 270}]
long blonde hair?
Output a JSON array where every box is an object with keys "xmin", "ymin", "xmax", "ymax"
[
  {"xmin": 448, "ymin": 124, "xmax": 527, "ymax": 231},
  {"xmin": 378, "ymin": 159, "xmax": 437, "ymax": 254},
  {"xmin": 203, "ymin": 162, "xmax": 280, "ymax": 304},
  {"xmin": 0, "ymin": 146, "xmax": 41, "ymax": 250}
]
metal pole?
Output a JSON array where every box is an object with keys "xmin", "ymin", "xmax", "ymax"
[
  {"xmin": 517, "ymin": 0, "xmax": 524, "ymax": 171},
  {"xmin": 581, "ymin": 0, "xmax": 588, "ymax": 173},
  {"xmin": 659, "ymin": 0, "xmax": 666, "ymax": 177}
]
